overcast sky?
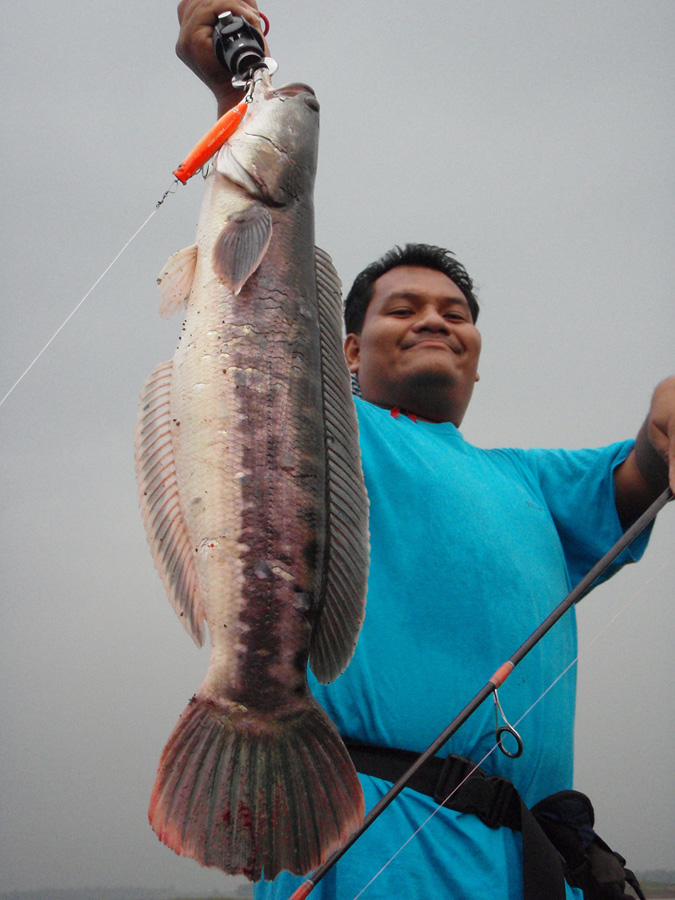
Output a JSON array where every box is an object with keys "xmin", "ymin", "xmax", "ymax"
[{"xmin": 1, "ymin": 1, "xmax": 673, "ymax": 895}]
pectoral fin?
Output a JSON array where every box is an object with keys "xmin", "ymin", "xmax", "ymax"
[
  {"xmin": 157, "ymin": 245, "xmax": 198, "ymax": 318},
  {"xmin": 212, "ymin": 203, "xmax": 273, "ymax": 295}
]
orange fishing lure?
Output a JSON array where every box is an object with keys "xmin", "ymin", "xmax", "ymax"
[{"xmin": 173, "ymin": 98, "xmax": 248, "ymax": 184}]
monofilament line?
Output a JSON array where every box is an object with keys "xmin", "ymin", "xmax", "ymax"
[{"xmin": 0, "ymin": 206, "xmax": 159, "ymax": 410}]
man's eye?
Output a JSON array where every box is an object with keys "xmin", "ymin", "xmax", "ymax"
[
  {"xmin": 445, "ymin": 313, "xmax": 467, "ymax": 321},
  {"xmin": 389, "ymin": 308, "xmax": 412, "ymax": 316}
]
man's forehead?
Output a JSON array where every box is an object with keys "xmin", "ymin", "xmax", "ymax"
[{"xmin": 372, "ymin": 266, "xmax": 469, "ymax": 305}]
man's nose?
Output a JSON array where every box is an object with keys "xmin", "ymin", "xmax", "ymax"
[{"xmin": 413, "ymin": 305, "xmax": 449, "ymax": 331}]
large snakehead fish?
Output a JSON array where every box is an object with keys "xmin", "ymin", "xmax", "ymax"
[{"xmin": 134, "ymin": 72, "xmax": 369, "ymax": 881}]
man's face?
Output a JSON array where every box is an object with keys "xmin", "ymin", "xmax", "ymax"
[{"xmin": 344, "ymin": 266, "xmax": 482, "ymax": 424}]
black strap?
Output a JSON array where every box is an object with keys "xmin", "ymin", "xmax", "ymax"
[
  {"xmin": 520, "ymin": 798, "xmax": 567, "ymax": 900},
  {"xmin": 346, "ymin": 741, "xmax": 566, "ymax": 900},
  {"xmin": 346, "ymin": 742, "xmax": 522, "ymax": 829}
]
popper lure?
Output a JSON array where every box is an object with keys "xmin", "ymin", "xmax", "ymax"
[{"xmin": 172, "ymin": 98, "xmax": 249, "ymax": 185}]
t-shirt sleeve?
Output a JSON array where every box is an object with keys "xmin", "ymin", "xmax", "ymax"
[{"xmin": 517, "ymin": 440, "xmax": 653, "ymax": 588}]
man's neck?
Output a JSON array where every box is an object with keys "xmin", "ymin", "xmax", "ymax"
[{"xmin": 362, "ymin": 393, "xmax": 465, "ymax": 426}]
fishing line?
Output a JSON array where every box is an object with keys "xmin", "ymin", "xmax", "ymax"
[
  {"xmin": 1, "ymin": 81, "xmax": 256, "ymax": 412},
  {"xmin": 0, "ymin": 205, "xmax": 160, "ymax": 411},
  {"xmin": 347, "ymin": 552, "xmax": 674, "ymax": 900},
  {"xmin": 0, "ymin": 100, "xmax": 248, "ymax": 412},
  {"xmin": 0, "ymin": 17, "xmax": 272, "ymax": 410},
  {"xmin": 1, "ymin": 21, "xmax": 264, "ymax": 410},
  {"xmin": 350, "ymin": 743, "xmax": 504, "ymax": 900}
]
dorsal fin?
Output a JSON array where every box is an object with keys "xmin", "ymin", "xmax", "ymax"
[{"xmin": 309, "ymin": 247, "xmax": 369, "ymax": 684}]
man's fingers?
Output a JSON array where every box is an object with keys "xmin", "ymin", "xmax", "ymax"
[{"xmin": 177, "ymin": 1, "xmax": 263, "ymax": 36}]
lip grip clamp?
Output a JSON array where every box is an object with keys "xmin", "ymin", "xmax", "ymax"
[{"xmin": 213, "ymin": 12, "xmax": 267, "ymax": 85}]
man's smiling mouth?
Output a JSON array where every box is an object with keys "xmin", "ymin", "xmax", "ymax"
[{"xmin": 405, "ymin": 338, "xmax": 461, "ymax": 352}]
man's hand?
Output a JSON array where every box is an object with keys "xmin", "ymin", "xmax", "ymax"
[
  {"xmin": 643, "ymin": 376, "xmax": 675, "ymax": 491},
  {"xmin": 176, "ymin": 0, "xmax": 269, "ymax": 116},
  {"xmin": 614, "ymin": 376, "xmax": 675, "ymax": 527}
]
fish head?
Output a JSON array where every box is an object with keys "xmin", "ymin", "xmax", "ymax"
[{"xmin": 215, "ymin": 73, "xmax": 320, "ymax": 206}]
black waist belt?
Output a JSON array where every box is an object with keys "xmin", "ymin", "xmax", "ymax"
[
  {"xmin": 345, "ymin": 741, "xmax": 567, "ymax": 900},
  {"xmin": 346, "ymin": 741, "xmax": 521, "ymax": 831}
]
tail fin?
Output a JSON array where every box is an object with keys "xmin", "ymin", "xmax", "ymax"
[{"xmin": 148, "ymin": 694, "xmax": 364, "ymax": 881}]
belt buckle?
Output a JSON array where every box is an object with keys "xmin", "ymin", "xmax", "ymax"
[
  {"xmin": 478, "ymin": 776, "xmax": 515, "ymax": 829},
  {"xmin": 434, "ymin": 756, "xmax": 515, "ymax": 830},
  {"xmin": 433, "ymin": 754, "xmax": 476, "ymax": 806}
]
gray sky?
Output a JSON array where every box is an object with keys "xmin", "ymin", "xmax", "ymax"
[{"xmin": 1, "ymin": 0, "xmax": 673, "ymax": 894}]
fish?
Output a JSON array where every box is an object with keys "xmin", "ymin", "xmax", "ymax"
[{"xmin": 134, "ymin": 72, "xmax": 369, "ymax": 881}]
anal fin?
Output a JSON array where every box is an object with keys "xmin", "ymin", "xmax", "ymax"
[{"xmin": 135, "ymin": 360, "xmax": 204, "ymax": 645}]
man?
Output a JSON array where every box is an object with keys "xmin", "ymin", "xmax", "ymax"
[{"xmin": 175, "ymin": 3, "xmax": 675, "ymax": 897}]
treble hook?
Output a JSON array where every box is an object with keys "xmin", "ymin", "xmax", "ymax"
[{"xmin": 493, "ymin": 688, "xmax": 523, "ymax": 758}]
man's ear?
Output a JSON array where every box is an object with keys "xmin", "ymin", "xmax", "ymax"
[{"xmin": 344, "ymin": 333, "xmax": 361, "ymax": 374}]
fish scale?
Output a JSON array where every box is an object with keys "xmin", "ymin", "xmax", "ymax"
[{"xmin": 135, "ymin": 72, "xmax": 369, "ymax": 881}]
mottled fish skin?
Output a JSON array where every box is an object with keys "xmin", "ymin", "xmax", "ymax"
[{"xmin": 135, "ymin": 73, "xmax": 368, "ymax": 881}]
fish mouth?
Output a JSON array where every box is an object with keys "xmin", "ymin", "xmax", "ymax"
[
  {"xmin": 250, "ymin": 73, "xmax": 319, "ymax": 108},
  {"xmin": 271, "ymin": 83, "xmax": 319, "ymax": 110},
  {"xmin": 273, "ymin": 82, "xmax": 315, "ymax": 98}
]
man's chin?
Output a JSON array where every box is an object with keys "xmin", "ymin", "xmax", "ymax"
[
  {"xmin": 375, "ymin": 370, "xmax": 458, "ymax": 412},
  {"xmin": 359, "ymin": 367, "xmax": 470, "ymax": 414},
  {"xmin": 402, "ymin": 368, "xmax": 457, "ymax": 392}
]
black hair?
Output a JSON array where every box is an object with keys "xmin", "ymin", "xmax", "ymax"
[{"xmin": 343, "ymin": 243, "xmax": 479, "ymax": 335}]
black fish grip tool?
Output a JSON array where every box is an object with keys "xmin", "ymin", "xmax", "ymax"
[{"xmin": 212, "ymin": 11, "xmax": 275, "ymax": 86}]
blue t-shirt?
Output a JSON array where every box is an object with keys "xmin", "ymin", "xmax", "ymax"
[{"xmin": 256, "ymin": 398, "xmax": 649, "ymax": 900}]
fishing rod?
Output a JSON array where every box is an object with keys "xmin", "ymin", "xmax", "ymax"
[{"xmin": 288, "ymin": 485, "xmax": 673, "ymax": 900}]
